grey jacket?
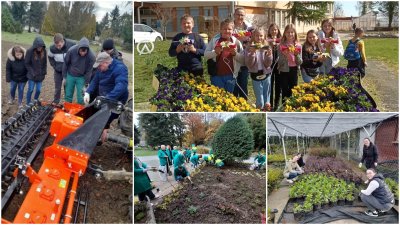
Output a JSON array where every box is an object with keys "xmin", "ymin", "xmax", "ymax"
[
  {"xmin": 244, "ymin": 47, "xmax": 273, "ymax": 74},
  {"xmin": 62, "ymin": 37, "xmax": 95, "ymax": 83}
]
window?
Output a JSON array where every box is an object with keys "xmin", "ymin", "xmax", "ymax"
[
  {"xmin": 190, "ymin": 8, "xmax": 199, "ymax": 32},
  {"xmin": 218, "ymin": 6, "xmax": 229, "ymax": 22},
  {"xmin": 204, "ymin": 7, "xmax": 213, "ymax": 17},
  {"xmin": 176, "ymin": 7, "xmax": 185, "ymax": 28},
  {"xmin": 142, "ymin": 25, "xmax": 153, "ymax": 32},
  {"xmin": 134, "ymin": 25, "xmax": 143, "ymax": 32}
]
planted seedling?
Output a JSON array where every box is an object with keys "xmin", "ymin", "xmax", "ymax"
[
  {"xmin": 199, "ymin": 192, "xmax": 206, "ymax": 199},
  {"xmin": 188, "ymin": 205, "xmax": 198, "ymax": 215}
]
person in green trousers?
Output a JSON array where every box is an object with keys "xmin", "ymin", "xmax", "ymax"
[
  {"xmin": 62, "ymin": 37, "xmax": 95, "ymax": 105},
  {"xmin": 134, "ymin": 156, "xmax": 158, "ymax": 201}
]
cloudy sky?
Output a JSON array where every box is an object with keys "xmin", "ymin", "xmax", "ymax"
[
  {"xmin": 337, "ymin": 1, "xmax": 358, "ymax": 17},
  {"xmin": 134, "ymin": 113, "xmax": 238, "ymax": 126},
  {"xmin": 95, "ymin": 1, "xmax": 132, "ymax": 22}
]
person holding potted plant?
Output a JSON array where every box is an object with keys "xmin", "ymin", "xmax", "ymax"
[
  {"xmin": 283, "ymin": 154, "xmax": 304, "ymax": 184},
  {"xmin": 360, "ymin": 168, "xmax": 394, "ymax": 217}
]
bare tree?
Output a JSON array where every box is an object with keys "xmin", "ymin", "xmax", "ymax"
[
  {"xmin": 150, "ymin": 4, "xmax": 174, "ymax": 40},
  {"xmin": 334, "ymin": 2, "xmax": 345, "ymax": 18}
]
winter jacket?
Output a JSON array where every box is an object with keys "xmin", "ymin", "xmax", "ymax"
[
  {"xmin": 6, "ymin": 47, "xmax": 28, "ymax": 83},
  {"xmin": 48, "ymin": 39, "xmax": 75, "ymax": 73},
  {"xmin": 371, "ymin": 174, "xmax": 395, "ymax": 205},
  {"xmin": 134, "ymin": 159, "xmax": 152, "ymax": 195},
  {"xmin": 25, "ymin": 37, "xmax": 47, "ymax": 81},
  {"xmin": 169, "ymin": 32, "xmax": 206, "ymax": 71},
  {"xmin": 301, "ymin": 44, "xmax": 323, "ymax": 77},
  {"xmin": 204, "ymin": 34, "xmax": 244, "ymax": 78},
  {"xmin": 277, "ymin": 43, "xmax": 303, "ymax": 73},
  {"xmin": 86, "ymin": 59, "xmax": 128, "ymax": 104},
  {"xmin": 317, "ymin": 30, "xmax": 344, "ymax": 67},
  {"xmin": 244, "ymin": 46, "xmax": 273, "ymax": 74},
  {"xmin": 173, "ymin": 153, "xmax": 185, "ymax": 168},
  {"xmin": 62, "ymin": 37, "xmax": 95, "ymax": 83}
]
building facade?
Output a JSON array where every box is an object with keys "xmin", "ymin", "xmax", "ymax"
[{"xmin": 135, "ymin": 1, "xmax": 334, "ymax": 38}]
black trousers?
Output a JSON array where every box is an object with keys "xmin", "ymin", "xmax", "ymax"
[
  {"xmin": 347, "ymin": 59, "xmax": 365, "ymax": 78},
  {"xmin": 270, "ymin": 68, "xmax": 281, "ymax": 111},
  {"xmin": 138, "ymin": 189, "xmax": 156, "ymax": 201},
  {"xmin": 279, "ymin": 67, "xmax": 298, "ymax": 101}
]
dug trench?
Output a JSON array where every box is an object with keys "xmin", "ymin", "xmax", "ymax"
[
  {"xmin": 153, "ymin": 165, "xmax": 266, "ymax": 224},
  {"xmin": 1, "ymin": 41, "xmax": 133, "ymax": 223}
]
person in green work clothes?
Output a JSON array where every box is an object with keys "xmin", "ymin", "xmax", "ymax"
[
  {"xmin": 184, "ymin": 146, "xmax": 192, "ymax": 163},
  {"xmin": 254, "ymin": 152, "xmax": 266, "ymax": 170},
  {"xmin": 190, "ymin": 152, "xmax": 199, "ymax": 168},
  {"xmin": 173, "ymin": 152, "xmax": 186, "ymax": 168},
  {"xmin": 191, "ymin": 144, "xmax": 197, "ymax": 155},
  {"xmin": 174, "ymin": 165, "xmax": 191, "ymax": 182},
  {"xmin": 134, "ymin": 156, "xmax": 158, "ymax": 201},
  {"xmin": 171, "ymin": 146, "xmax": 179, "ymax": 163},
  {"xmin": 215, "ymin": 159, "xmax": 224, "ymax": 168},
  {"xmin": 158, "ymin": 145, "xmax": 171, "ymax": 181}
]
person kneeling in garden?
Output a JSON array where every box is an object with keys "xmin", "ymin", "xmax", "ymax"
[
  {"xmin": 190, "ymin": 153, "xmax": 200, "ymax": 168},
  {"xmin": 254, "ymin": 152, "xmax": 266, "ymax": 170},
  {"xmin": 174, "ymin": 165, "xmax": 191, "ymax": 182},
  {"xmin": 215, "ymin": 159, "xmax": 224, "ymax": 168},
  {"xmin": 283, "ymin": 154, "xmax": 304, "ymax": 184},
  {"xmin": 360, "ymin": 168, "xmax": 394, "ymax": 217}
]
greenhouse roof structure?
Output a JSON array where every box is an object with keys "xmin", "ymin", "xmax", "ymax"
[{"xmin": 268, "ymin": 113, "xmax": 398, "ymax": 138}]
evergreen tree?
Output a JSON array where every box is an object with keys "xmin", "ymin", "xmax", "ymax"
[
  {"xmin": 212, "ymin": 116, "xmax": 254, "ymax": 164},
  {"xmin": 375, "ymin": 1, "xmax": 399, "ymax": 28},
  {"xmin": 110, "ymin": 5, "xmax": 120, "ymax": 36},
  {"xmin": 139, "ymin": 114, "xmax": 180, "ymax": 147},
  {"xmin": 2, "ymin": 2, "xmax": 23, "ymax": 33},
  {"xmin": 244, "ymin": 114, "xmax": 266, "ymax": 151},
  {"xmin": 27, "ymin": 1, "xmax": 47, "ymax": 33},
  {"xmin": 285, "ymin": 1, "xmax": 330, "ymax": 25},
  {"xmin": 11, "ymin": 2, "xmax": 28, "ymax": 24},
  {"xmin": 120, "ymin": 12, "xmax": 133, "ymax": 51},
  {"xmin": 134, "ymin": 125, "xmax": 141, "ymax": 145}
]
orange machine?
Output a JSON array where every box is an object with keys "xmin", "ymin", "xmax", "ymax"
[{"xmin": 2, "ymin": 97, "xmax": 123, "ymax": 224}]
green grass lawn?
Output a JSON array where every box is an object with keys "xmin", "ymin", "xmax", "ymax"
[
  {"xmin": 133, "ymin": 40, "xmax": 257, "ymax": 105},
  {"xmin": 337, "ymin": 38, "xmax": 399, "ymax": 71},
  {"xmin": 134, "ymin": 146, "xmax": 158, "ymax": 156}
]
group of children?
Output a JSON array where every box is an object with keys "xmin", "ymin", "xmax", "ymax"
[{"xmin": 169, "ymin": 8, "xmax": 367, "ymax": 111}]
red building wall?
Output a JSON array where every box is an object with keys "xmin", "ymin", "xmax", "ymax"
[{"xmin": 374, "ymin": 117, "xmax": 399, "ymax": 162}]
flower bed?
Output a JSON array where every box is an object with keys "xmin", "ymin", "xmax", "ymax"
[
  {"xmin": 267, "ymin": 154, "xmax": 286, "ymax": 164},
  {"xmin": 304, "ymin": 156, "xmax": 364, "ymax": 184},
  {"xmin": 150, "ymin": 65, "xmax": 258, "ymax": 112},
  {"xmin": 283, "ymin": 67, "xmax": 379, "ymax": 112}
]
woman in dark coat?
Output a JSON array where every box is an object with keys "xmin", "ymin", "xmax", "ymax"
[
  {"xmin": 25, "ymin": 36, "xmax": 47, "ymax": 104},
  {"xmin": 6, "ymin": 46, "xmax": 28, "ymax": 107},
  {"xmin": 359, "ymin": 138, "xmax": 378, "ymax": 169}
]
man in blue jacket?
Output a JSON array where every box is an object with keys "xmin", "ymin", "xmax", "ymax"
[{"xmin": 84, "ymin": 52, "xmax": 129, "ymax": 128}]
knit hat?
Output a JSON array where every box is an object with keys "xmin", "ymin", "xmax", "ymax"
[{"xmin": 102, "ymin": 39, "xmax": 114, "ymax": 50}]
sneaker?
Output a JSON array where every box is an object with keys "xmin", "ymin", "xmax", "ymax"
[
  {"xmin": 364, "ymin": 210, "xmax": 378, "ymax": 217},
  {"xmin": 377, "ymin": 209, "xmax": 387, "ymax": 215},
  {"xmin": 286, "ymin": 179, "xmax": 293, "ymax": 184},
  {"xmin": 8, "ymin": 99, "xmax": 14, "ymax": 105}
]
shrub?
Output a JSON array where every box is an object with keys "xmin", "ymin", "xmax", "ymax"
[
  {"xmin": 267, "ymin": 154, "xmax": 286, "ymax": 164},
  {"xmin": 268, "ymin": 168, "xmax": 283, "ymax": 194},
  {"xmin": 385, "ymin": 178, "xmax": 399, "ymax": 200},
  {"xmin": 304, "ymin": 156, "xmax": 363, "ymax": 184},
  {"xmin": 195, "ymin": 146, "xmax": 209, "ymax": 154},
  {"xmin": 212, "ymin": 116, "xmax": 254, "ymax": 164},
  {"xmin": 308, "ymin": 147, "xmax": 336, "ymax": 157}
]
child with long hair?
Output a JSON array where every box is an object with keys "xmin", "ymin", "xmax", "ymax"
[
  {"xmin": 318, "ymin": 19, "xmax": 344, "ymax": 74},
  {"xmin": 244, "ymin": 27, "xmax": 273, "ymax": 110},
  {"xmin": 301, "ymin": 30, "xmax": 324, "ymax": 83},
  {"xmin": 25, "ymin": 36, "xmax": 47, "ymax": 104},
  {"xmin": 6, "ymin": 46, "xmax": 28, "ymax": 107},
  {"xmin": 277, "ymin": 24, "xmax": 302, "ymax": 100},
  {"xmin": 267, "ymin": 23, "xmax": 282, "ymax": 110}
]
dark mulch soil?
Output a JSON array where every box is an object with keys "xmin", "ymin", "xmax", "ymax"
[{"xmin": 154, "ymin": 165, "xmax": 266, "ymax": 224}]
